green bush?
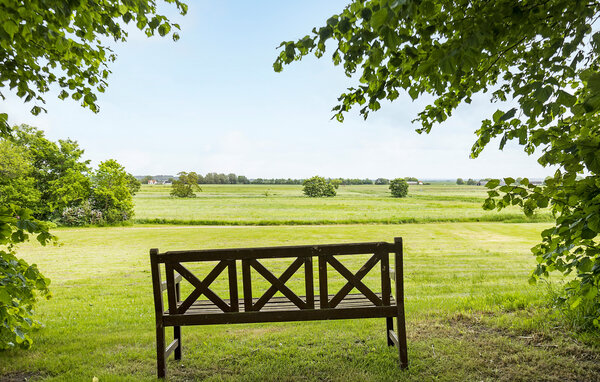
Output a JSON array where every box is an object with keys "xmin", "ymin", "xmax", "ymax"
[
  {"xmin": 389, "ymin": 178, "xmax": 409, "ymax": 198},
  {"xmin": 303, "ymin": 176, "xmax": 336, "ymax": 197}
]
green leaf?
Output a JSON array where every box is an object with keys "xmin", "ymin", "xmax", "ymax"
[
  {"xmin": 2, "ymin": 20, "xmax": 19, "ymax": 38},
  {"xmin": 485, "ymin": 179, "xmax": 500, "ymax": 189},
  {"xmin": 499, "ymin": 108, "xmax": 516, "ymax": 122},
  {"xmin": 371, "ymin": 8, "xmax": 388, "ymax": 29}
]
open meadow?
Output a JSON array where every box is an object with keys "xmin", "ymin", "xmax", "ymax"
[
  {"xmin": 133, "ymin": 184, "xmax": 552, "ymax": 225},
  {"xmin": 0, "ymin": 185, "xmax": 600, "ymax": 381},
  {"xmin": 1, "ymin": 185, "xmax": 599, "ymax": 381}
]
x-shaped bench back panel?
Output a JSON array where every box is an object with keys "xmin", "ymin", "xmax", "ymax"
[
  {"xmin": 318, "ymin": 248, "xmax": 391, "ymax": 309},
  {"xmin": 165, "ymin": 260, "xmax": 238, "ymax": 314},
  {"xmin": 242, "ymin": 256, "xmax": 314, "ymax": 311}
]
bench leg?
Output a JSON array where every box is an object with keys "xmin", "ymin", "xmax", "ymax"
[
  {"xmin": 174, "ymin": 326, "xmax": 182, "ymax": 360},
  {"xmin": 386, "ymin": 317, "xmax": 394, "ymax": 346},
  {"xmin": 396, "ymin": 313, "xmax": 408, "ymax": 369},
  {"xmin": 156, "ymin": 325, "xmax": 166, "ymax": 378}
]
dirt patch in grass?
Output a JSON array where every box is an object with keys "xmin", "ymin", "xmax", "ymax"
[
  {"xmin": 410, "ymin": 313, "xmax": 600, "ymax": 382},
  {"xmin": 0, "ymin": 371, "xmax": 46, "ymax": 382}
]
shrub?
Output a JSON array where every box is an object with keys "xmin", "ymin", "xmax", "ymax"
[
  {"xmin": 303, "ymin": 176, "xmax": 337, "ymax": 197},
  {"xmin": 60, "ymin": 201, "xmax": 103, "ymax": 226},
  {"xmin": 389, "ymin": 178, "xmax": 409, "ymax": 197}
]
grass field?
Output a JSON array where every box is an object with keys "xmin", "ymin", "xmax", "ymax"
[
  {"xmin": 133, "ymin": 184, "xmax": 552, "ymax": 225},
  {"xmin": 2, "ymin": 223, "xmax": 600, "ymax": 381},
  {"xmin": 2, "ymin": 185, "xmax": 599, "ymax": 381}
]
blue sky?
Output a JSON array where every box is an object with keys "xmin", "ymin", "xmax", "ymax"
[{"xmin": 5, "ymin": 1, "xmax": 555, "ymax": 180}]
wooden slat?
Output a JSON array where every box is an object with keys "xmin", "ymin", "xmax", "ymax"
[
  {"xmin": 173, "ymin": 262, "xmax": 230, "ymax": 313},
  {"xmin": 252, "ymin": 257, "xmax": 305, "ymax": 311},
  {"xmin": 251, "ymin": 259, "xmax": 306, "ymax": 310},
  {"xmin": 242, "ymin": 259, "xmax": 253, "ymax": 311},
  {"xmin": 318, "ymin": 255, "xmax": 329, "ymax": 309},
  {"xmin": 157, "ymin": 242, "xmax": 394, "ymax": 262},
  {"xmin": 164, "ymin": 306, "xmax": 398, "ymax": 326},
  {"xmin": 164, "ymin": 339, "xmax": 180, "ymax": 358},
  {"xmin": 228, "ymin": 260, "xmax": 239, "ymax": 312},
  {"xmin": 165, "ymin": 263, "xmax": 178, "ymax": 314},
  {"xmin": 380, "ymin": 249, "xmax": 391, "ymax": 306},
  {"xmin": 173, "ymin": 294, "xmax": 395, "ymax": 315},
  {"xmin": 388, "ymin": 330, "xmax": 398, "ymax": 346},
  {"xmin": 160, "ymin": 273, "xmax": 182, "ymax": 292},
  {"xmin": 395, "ymin": 237, "xmax": 409, "ymax": 369},
  {"xmin": 327, "ymin": 254, "xmax": 382, "ymax": 308},
  {"xmin": 305, "ymin": 256, "xmax": 314, "ymax": 309}
]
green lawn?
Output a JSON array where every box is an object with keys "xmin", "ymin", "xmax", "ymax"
[
  {"xmin": 3, "ymin": 223, "xmax": 599, "ymax": 381},
  {"xmin": 133, "ymin": 184, "xmax": 552, "ymax": 225}
]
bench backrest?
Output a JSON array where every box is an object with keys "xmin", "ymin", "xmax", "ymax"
[{"xmin": 150, "ymin": 237, "xmax": 404, "ymax": 317}]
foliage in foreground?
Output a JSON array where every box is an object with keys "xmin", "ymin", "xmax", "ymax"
[
  {"xmin": 302, "ymin": 176, "xmax": 337, "ymax": 197},
  {"xmin": 0, "ymin": 1, "xmax": 187, "ymax": 136},
  {"xmin": 0, "ymin": 205, "xmax": 55, "ymax": 349},
  {"xmin": 275, "ymin": 0, "xmax": 600, "ymax": 329},
  {"xmin": 389, "ymin": 178, "xmax": 409, "ymax": 198}
]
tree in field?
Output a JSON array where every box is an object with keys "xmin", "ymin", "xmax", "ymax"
[
  {"xmin": 375, "ymin": 178, "xmax": 390, "ymax": 185},
  {"xmin": 456, "ymin": 178, "xmax": 465, "ymax": 185},
  {"xmin": 274, "ymin": 1, "xmax": 600, "ymax": 327},
  {"xmin": 303, "ymin": 176, "xmax": 337, "ymax": 197},
  {"xmin": 466, "ymin": 178, "xmax": 477, "ymax": 186},
  {"xmin": 171, "ymin": 172, "xmax": 202, "ymax": 198},
  {"xmin": 330, "ymin": 178, "xmax": 342, "ymax": 189},
  {"xmin": 91, "ymin": 159, "xmax": 135, "ymax": 223},
  {"xmin": 389, "ymin": 178, "xmax": 409, "ymax": 198}
]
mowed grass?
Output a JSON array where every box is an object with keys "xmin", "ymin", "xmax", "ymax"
[
  {"xmin": 3, "ymin": 223, "xmax": 600, "ymax": 381},
  {"xmin": 133, "ymin": 184, "xmax": 552, "ymax": 225}
]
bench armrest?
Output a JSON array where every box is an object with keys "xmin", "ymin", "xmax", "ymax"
[{"xmin": 160, "ymin": 272, "xmax": 182, "ymax": 292}]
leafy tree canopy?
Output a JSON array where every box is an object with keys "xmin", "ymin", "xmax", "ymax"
[
  {"xmin": 275, "ymin": 1, "xmax": 600, "ymax": 327},
  {"xmin": 303, "ymin": 176, "xmax": 337, "ymax": 197},
  {"xmin": 0, "ymin": 140, "xmax": 40, "ymax": 207},
  {"xmin": 91, "ymin": 159, "xmax": 135, "ymax": 223},
  {"xmin": 389, "ymin": 178, "xmax": 409, "ymax": 197},
  {"xmin": 171, "ymin": 171, "xmax": 201, "ymax": 198},
  {"xmin": 8, "ymin": 125, "xmax": 91, "ymax": 220},
  {"xmin": 0, "ymin": 0, "xmax": 187, "ymax": 137}
]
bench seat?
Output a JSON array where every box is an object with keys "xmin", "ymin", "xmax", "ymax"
[{"xmin": 164, "ymin": 294, "xmax": 397, "ymax": 326}]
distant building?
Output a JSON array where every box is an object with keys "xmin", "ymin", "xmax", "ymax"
[
  {"xmin": 407, "ymin": 181, "xmax": 419, "ymax": 185},
  {"xmin": 148, "ymin": 179, "xmax": 158, "ymax": 185}
]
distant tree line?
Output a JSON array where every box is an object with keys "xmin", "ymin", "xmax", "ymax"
[{"xmin": 141, "ymin": 174, "xmax": 422, "ymax": 186}]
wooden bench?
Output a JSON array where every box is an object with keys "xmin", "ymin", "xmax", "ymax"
[{"xmin": 150, "ymin": 237, "xmax": 408, "ymax": 378}]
